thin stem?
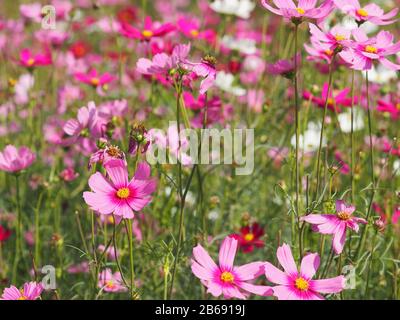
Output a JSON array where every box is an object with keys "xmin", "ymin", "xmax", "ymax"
[
  {"xmin": 355, "ymin": 71, "xmax": 375, "ymax": 260},
  {"xmin": 12, "ymin": 174, "xmax": 22, "ymax": 283},
  {"xmin": 125, "ymin": 219, "xmax": 136, "ymax": 299},
  {"xmin": 364, "ymin": 231, "xmax": 378, "ymax": 298},
  {"xmin": 315, "ymin": 57, "xmax": 335, "ymax": 198},
  {"xmin": 350, "ymin": 70, "xmax": 356, "ymax": 202}
]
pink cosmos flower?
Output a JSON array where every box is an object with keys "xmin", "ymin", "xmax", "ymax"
[
  {"xmin": 309, "ymin": 24, "xmax": 352, "ymax": 51},
  {"xmin": 264, "ymin": 243, "xmax": 345, "ymax": 300},
  {"xmin": 184, "ymin": 56, "xmax": 217, "ymax": 94},
  {"xmin": 177, "ymin": 17, "xmax": 216, "ymax": 44},
  {"xmin": 1, "ymin": 282, "xmax": 43, "ymax": 300},
  {"xmin": 120, "ymin": 16, "xmax": 175, "ymax": 41},
  {"xmin": 83, "ymin": 160, "xmax": 157, "ymax": 219},
  {"xmin": 261, "ymin": 0, "xmax": 333, "ymax": 22},
  {"xmin": 333, "ymin": 0, "xmax": 398, "ymax": 26},
  {"xmin": 191, "ymin": 236, "xmax": 272, "ymax": 299},
  {"xmin": 0, "ymin": 145, "xmax": 36, "ymax": 173},
  {"xmin": 303, "ymin": 83, "xmax": 355, "ymax": 112},
  {"xmin": 392, "ymin": 206, "xmax": 400, "ymax": 225},
  {"xmin": 301, "ymin": 200, "xmax": 367, "ymax": 254},
  {"xmin": 377, "ymin": 99, "xmax": 400, "ymax": 120},
  {"xmin": 63, "ymin": 101, "xmax": 104, "ymax": 144},
  {"xmin": 340, "ymin": 29, "xmax": 400, "ymax": 71},
  {"xmin": 98, "ymin": 268, "xmax": 127, "ymax": 293},
  {"xmin": 59, "ymin": 167, "xmax": 79, "ymax": 182},
  {"xmin": 334, "ymin": 151, "xmax": 350, "ymax": 175},
  {"xmin": 136, "ymin": 43, "xmax": 191, "ymax": 76},
  {"xmin": 304, "ymin": 38, "xmax": 337, "ymax": 63},
  {"xmin": 19, "ymin": 48, "xmax": 52, "ymax": 68},
  {"xmin": 19, "ymin": 3, "xmax": 42, "ymax": 23},
  {"xmin": 74, "ymin": 69, "xmax": 116, "ymax": 88}
]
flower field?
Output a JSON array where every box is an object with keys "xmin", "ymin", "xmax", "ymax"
[{"xmin": 0, "ymin": 0, "xmax": 399, "ymax": 300}]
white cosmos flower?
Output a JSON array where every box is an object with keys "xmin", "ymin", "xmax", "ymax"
[
  {"xmin": 291, "ymin": 122, "xmax": 325, "ymax": 153},
  {"xmin": 215, "ymin": 71, "xmax": 246, "ymax": 96},
  {"xmin": 363, "ymin": 65, "xmax": 397, "ymax": 84},
  {"xmin": 338, "ymin": 108, "xmax": 365, "ymax": 133},
  {"xmin": 209, "ymin": 0, "xmax": 255, "ymax": 19},
  {"xmin": 221, "ymin": 35, "xmax": 257, "ymax": 55}
]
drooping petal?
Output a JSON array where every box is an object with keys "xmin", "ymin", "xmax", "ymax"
[
  {"xmin": 264, "ymin": 262, "xmax": 291, "ymax": 285},
  {"xmin": 193, "ymin": 244, "xmax": 218, "ymax": 271},
  {"xmin": 235, "ymin": 262, "xmax": 265, "ymax": 281},
  {"xmin": 332, "ymin": 223, "xmax": 347, "ymax": 254},
  {"xmin": 239, "ymin": 282, "xmax": 273, "ymax": 296}
]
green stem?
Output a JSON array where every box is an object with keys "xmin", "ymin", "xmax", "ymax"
[
  {"xmin": 364, "ymin": 230, "xmax": 378, "ymax": 298},
  {"xmin": 315, "ymin": 57, "xmax": 335, "ymax": 198},
  {"xmin": 12, "ymin": 174, "xmax": 22, "ymax": 283},
  {"xmin": 350, "ymin": 70, "xmax": 356, "ymax": 202},
  {"xmin": 125, "ymin": 219, "xmax": 136, "ymax": 299}
]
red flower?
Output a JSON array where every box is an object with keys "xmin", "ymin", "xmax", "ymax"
[
  {"xmin": 231, "ymin": 223, "xmax": 264, "ymax": 253},
  {"xmin": 0, "ymin": 225, "xmax": 11, "ymax": 242}
]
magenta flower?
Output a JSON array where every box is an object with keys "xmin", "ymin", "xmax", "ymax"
[
  {"xmin": 264, "ymin": 243, "xmax": 345, "ymax": 300},
  {"xmin": 191, "ymin": 236, "xmax": 272, "ymax": 299},
  {"xmin": 266, "ymin": 54, "xmax": 300, "ymax": 78},
  {"xmin": 377, "ymin": 99, "xmax": 400, "ymax": 120},
  {"xmin": 177, "ymin": 17, "xmax": 216, "ymax": 44},
  {"xmin": 1, "ymin": 282, "xmax": 43, "ymax": 300},
  {"xmin": 120, "ymin": 16, "xmax": 175, "ymax": 41},
  {"xmin": 303, "ymin": 83, "xmax": 355, "ymax": 112},
  {"xmin": 83, "ymin": 160, "xmax": 156, "ymax": 219},
  {"xmin": 340, "ymin": 29, "xmax": 400, "ymax": 71},
  {"xmin": 19, "ymin": 48, "xmax": 52, "ymax": 68},
  {"xmin": 185, "ymin": 56, "xmax": 217, "ymax": 94},
  {"xmin": 74, "ymin": 69, "xmax": 116, "ymax": 88},
  {"xmin": 98, "ymin": 269, "xmax": 127, "ymax": 293},
  {"xmin": 333, "ymin": 0, "xmax": 398, "ymax": 26},
  {"xmin": 302, "ymin": 200, "xmax": 367, "ymax": 254},
  {"xmin": 261, "ymin": 0, "xmax": 333, "ymax": 22},
  {"xmin": 0, "ymin": 145, "xmax": 35, "ymax": 173}
]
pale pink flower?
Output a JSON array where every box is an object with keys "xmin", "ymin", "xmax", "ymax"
[
  {"xmin": 301, "ymin": 200, "xmax": 367, "ymax": 254},
  {"xmin": 98, "ymin": 269, "xmax": 127, "ymax": 293},
  {"xmin": 0, "ymin": 145, "xmax": 35, "ymax": 173},
  {"xmin": 261, "ymin": 0, "xmax": 333, "ymax": 22},
  {"xmin": 264, "ymin": 243, "xmax": 345, "ymax": 300},
  {"xmin": 340, "ymin": 29, "xmax": 400, "ymax": 71},
  {"xmin": 83, "ymin": 160, "xmax": 157, "ymax": 219},
  {"xmin": 333, "ymin": 0, "xmax": 398, "ymax": 25},
  {"xmin": 1, "ymin": 282, "xmax": 43, "ymax": 300},
  {"xmin": 191, "ymin": 236, "xmax": 272, "ymax": 299}
]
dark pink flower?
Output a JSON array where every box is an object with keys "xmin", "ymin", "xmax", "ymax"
[
  {"xmin": 0, "ymin": 145, "xmax": 35, "ymax": 173},
  {"xmin": 120, "ymin": 16, "xmax": 175, "ymax": 41}
]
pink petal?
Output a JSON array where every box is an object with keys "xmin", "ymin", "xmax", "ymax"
[
  {"xmin": 300, "ymin": 253, "xmax": 320, "ymax": 279},
  {"xmin": 310, "ymin": 276, "xmax": 345, "ymax": 294},
  {"xmin": 235, "ymin": 262, "xmax": 265, "ymax": 281},
  {"xmin": 276, "ymin": 243, "xmax": 298, "ymax": 276},
  {"xmin": 218, "ymin": 236, "xmax": 238, "ymax": 270},
  {"xmin": 264, "ymin": 262, "xmax": 290, "ymax": 285}
]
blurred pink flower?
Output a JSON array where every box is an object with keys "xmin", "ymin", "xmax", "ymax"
[
  {"xmin": 98, "ymin": 269, "xmax": 127, "ymax": 293},
  {"xmin": 191, "ymin": 236, "xmax": 272, "ymax": 299},
  {"xmin": 302, "ymin": 200, "xmax": 367, "ymax": 254},
  {"xmin": 333, "ymin": 0, "xmax": 398, "ymax": 25},
  {"xmin": 120, "ymin": 16, "xmax": 175, "ymax": 41},
  {"xmin": 177, "ymin": 16, "xmax": 216, "ymax": 44},
  {"xmin": 264, "ymin": 243, "xmax": 345, "ymax": 300},
  {"xmin": 0, "ymin": 145, "xmax": 35, "ymax": 173},
  {"xmin": 74, "ymin": 69, "xmax": 116, "ymax": 87},
  {"xmin": 1, "ymin": 282, "xmax": 43, "ymax": 300},
  {"xmin": 19, "ymin": 48, "xmax": 52, "ymax": 68}
]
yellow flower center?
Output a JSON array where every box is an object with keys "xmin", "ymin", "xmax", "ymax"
[
  {"xmin": 18, "ymin": 295, "xmax": 27, "ymax": 300},
  {"xmin": 27, "ymin": 58, "xmax": 35, "ymax": 66},
  {"xmin": 116, "ymin": 187, "xmax": 130, "ymax": 199},
  {"xmin": 396, "ymin": 103, "xmax": 400, "ymax": 111},
  {"xmin": 108, "ymin": 215, "xmax": 115, "ymax": 224},
  {"xmin": 190, "ymin": 29, "xmax": 199, "ymax": 37},
  {"xmin": 335, "ymin": 34, "xmax": 346, "ymax": 41},
  {"xmin": 324, "ymin": 49, "xmax": 334, "ymax": 56},
  {"xmin": 244, "ymin": 233, "xmax": 254, "ymax": 242},
  {"xmin": 295, "ymin": 7, "xmax": 305, "ymax": 15},
  {"xmin": 295, "ymin": 277, "xmax": 309, "ymax": 291},
  {"xmin": 327, "ymin": 98, "xmax": 335, "ymax": 106},
  {"xmin": 91, "ymin": 77, "xmax": 100, "ymax": 86},
  {"xmin": 106, "ymin": 280, "xmax": 115, "ymax": 289},
  {"xmin": 220, "ymin": 271, "xmax": 235, "ymax": 283},
  {"xmin": 357, "ymin": 8, "xmax": 368, "ymax": 17},
  {"xmin": 365, "ymin": 45, "xmax": 378, "ymax": 54},
  {"xmin": 337, "ymin": 211, "xmax": 351, "ymax": 221},
  {"xmin": 142, "ymin": 29, "xmax": 154, "ymax": 38}
]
